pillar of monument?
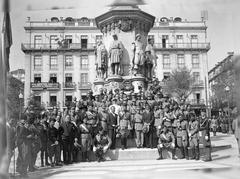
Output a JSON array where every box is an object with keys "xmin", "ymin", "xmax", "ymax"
[{"xmin": 95, "ymin": 2, "xmax": 155, "ymax": 92}]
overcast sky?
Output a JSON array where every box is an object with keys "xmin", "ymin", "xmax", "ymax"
[{"xmin": 6, "ymin": 0, "xmax": 240, "ymax": 71}]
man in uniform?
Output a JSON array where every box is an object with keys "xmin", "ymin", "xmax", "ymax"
[
  {"xmin": 133, "ymin": 106, "xmax": 144, "ymax": 148},
  {"xmin": 39, "ymin": 117, "xmax": 49, "ymax": 167},
  {"xmin": 157, "ymin": 125, "xmax": 177, "ymax": 160},
  {"xmin": 98, "ymin": 104, "xmax": 109, "ymax": 133},
  {"xmin": 188, "ymin": 112, "xmax": 200, "ymax": 160},
  {"xmin": 199, "ymin": 111, "xmax": 212, "ymax": 161},
  {"xmin": 176, "ymin": 114, "xmax": 189, "ymax": 159},
  {"xmin": 86, "ymin": 105, "xmax": 99, "ymax": 138},
  {"xmin": 93, "ymin": 126, "xmax": 112, "ymax": 162},
  {"xmin": 142, "ymin": 104, "xmax": 154, "ymax": 148},
  {"xmin": 108, "ymin": 106, "xmax": 118, "ymax": 149}
]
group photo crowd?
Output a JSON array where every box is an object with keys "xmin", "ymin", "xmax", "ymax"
[{"xmin": 6, "ymin": 79, "xmax": 233, "ymax": 177}]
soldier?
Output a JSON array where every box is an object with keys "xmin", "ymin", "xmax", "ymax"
[
  {"xmin": 153, "ymin": 105, "xmax": 164, "ymax": 138},
  {"xmin": 118, "ymin": 104, "xmax": 131, "ymax": 150},
  {"xmin": 157, "ymin": 125, "xmax": 177, "ymax": 160},
  {"xmin": 39, "ymin": 117, "xmax": 49, "ymax": 167},
  {"xmin": 86, "ymin": 105, "xmax": 99, "ymax": 138},
  {"xmin": 47, "ymin": 118, "xmax": 61, "ymax": 167},
  {"xmin": 93, "ymin": 126, "xmax": 112, "ymax": 162},
  {"xmin": 188, "ymin": 113, "xmax": 200, "ymax": 160},
  {"xmin": 98, "ymin": 104, "xmax": 109, "ymax": 132},
  {"xmin": 59, "ymin": 114, "xmax": 78, "ymax": 164},
  {"xmin": 133, "ymin": 106, "xmax": 144, "ymax": 148},
  {"xmin": 211, "ymin": 115, "xmax": 218, "ymax": 136},
  {"xmin": 199, "ymin": 111, "xmax": 212, "ymax": 162},
  {"xmin": 176, "ymin": 114, "xmax": 189, "ymax": 159},
  {"xmin": 108, "ymin": 106, "xmax": 118, "ymax": 149},
  {"xmin": 142, "ymin": 104, "xmax": 154, "ymax": 148},
  {"xmin": 79, "ymin": 117, "xmax": 92, "ymax": 162}
]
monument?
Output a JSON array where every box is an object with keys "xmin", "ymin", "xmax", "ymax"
[{"xmin": 93, "ymin": 0, "xmax": 155, "ymax": 94}]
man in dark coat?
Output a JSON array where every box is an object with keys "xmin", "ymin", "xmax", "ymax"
[
  {"xmin": 142, "ymin": 104, "xmax": 154, "ymax": 148},
  {"xmin": 108, "ymin": 106, "xmax": 118, "ymax": 149}
]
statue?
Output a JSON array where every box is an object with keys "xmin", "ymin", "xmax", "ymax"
[
  {"xmin": 95, "ymin": 41, "xmax": 108, "ymax": 79},
  {"xmin": 132, "ymin": 34, "xmax": 145, "ymax": 75},
  {"xmin": 144, "ymin": 38, "xmax": 157, "ymax": 79},
  {"xmin": 109, "ymin": 34, "xmax": 123, "ymax": 75}
]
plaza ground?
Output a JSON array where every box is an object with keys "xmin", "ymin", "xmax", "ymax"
[{"xmin": 10, "ymin": 133, "xmax": 240, "ymax": 179}]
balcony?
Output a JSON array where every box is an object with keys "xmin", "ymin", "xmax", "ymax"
[
  {"xmin": 21, "ymin": 43, "xmax": 96, "ymax": 53},
  {"xmin": 30, "ymin": 82, "xmax": 60, "ymax": 91},
  {"xmin": 154, "ymin": 43, "xmax": 210, "ymax": 51},
  {"xmin": 78, "ymin": 82, "xmax": 92, "ymax": 90},
  {"xmin": 191, "ymin": 80, "xmax": 204, "ymax": 88},
  {"xmin": 63, "ymin": 82, "xmax": 76, "ymax": 90}
]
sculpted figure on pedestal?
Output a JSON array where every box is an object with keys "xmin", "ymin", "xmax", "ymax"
[
  {"xmin": 109, "ymin": 34, "xmax": 124, "ymax": 76},
  {"xmin": 145, "ymin": 38, "xmax": 158, "ymax": 79},
  {"xmin": 132, "ymin": 34, "xmax": 145, "ymax": 75},
  {"xmin": 95, "ymin": 41, "xmax": 108, "ymax": 79}
]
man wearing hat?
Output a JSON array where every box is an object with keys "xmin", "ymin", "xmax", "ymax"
[
  {"xmin": 157, "ymin": 125, "xmax": 177, "ymax": 160},
  {"xmin": 108, "ymin": 106, "xmax": 118, "ymax": 149},
  {"xmin": 199, "ymin": 111, "xmax": 212, "ymax": 161},
  {"xmin": 98, "ymin": 104, "xmax": 109, "ymax": 133},
  {"xmin": 134, "ymin": 106, "xmax": 144, "ymax": 148},
  {"xmin": 142, "ymin": 104, "xmax": 154, "ymax": 148},
  {"xmin": 188, "ymin": 112, "xmax": 200, "ymax": 160}
]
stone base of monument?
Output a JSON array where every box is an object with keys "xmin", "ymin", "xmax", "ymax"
[
  {"xmin": 131, "ymin": 74, "xmax": 146, "ymax": 93},
  {"xmin": 93, "ymin": 78, "xmax": 105, "ymax": 95},
  {"xmin": 104, "ymin": 75, "xmax": 123, "ymax": 91}
]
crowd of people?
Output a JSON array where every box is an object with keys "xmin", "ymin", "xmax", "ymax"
[{"xmin": 7, "ymin": 80, "xmax": 215, "ymax": 178}]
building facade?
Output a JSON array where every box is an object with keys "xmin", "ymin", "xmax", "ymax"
[{"xmin": 22, "ymin": 16, "xmax": 210, "ymax": 110}]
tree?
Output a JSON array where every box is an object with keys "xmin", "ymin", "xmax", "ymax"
[
  {"xmin": 25, "ymin": 93, "xmax": 45, "ymax": 119},
  {"xmin": 7, "ymin": 75, "xmax": 24, "ymax": 120},
  {"xmin": 165, "ymin": 67, "xmax": 194, "ymax": 102}
]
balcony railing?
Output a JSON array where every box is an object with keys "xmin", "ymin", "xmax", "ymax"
[
  {"xmin": 154, "ymin": 43, "xmax": 210, "ymax": 50},
  {"xmin": 189, "ymin": 99, "xmax": 205, "ymax": 105},
  {"xmin": 63, "ymin": 82, "xmax": 76, "ymax": 89},
  {"xmin": 22, "ymin": 43, "xmax": 96, "ymax": 52},
  {"xmin": 191, "ymin": 80, "xmax": 204, "ymax": 88},
  {"xmin": 78, "ymin": 82, "xmax": 92, "ymax": 89},
  {"xmin": 31, "ymin": 82, "xmax": 60, "ymax": 90}
]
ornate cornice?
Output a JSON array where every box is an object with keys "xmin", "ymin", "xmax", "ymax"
[{"xmin": 95, "ymin": 9, "xmax": 155, "ymax": 34}]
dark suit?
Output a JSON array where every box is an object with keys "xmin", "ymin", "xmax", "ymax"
[
  {"xmin": 108, "ymin": 112, "xmax": 117, "ymax": 149},
  {"xmin": 59, "ymin": 122, "xmax": 78, "ymax": 164},
  {"xmin": 142, "ymin": 111, "xmax": 154, "ymax": 148}
]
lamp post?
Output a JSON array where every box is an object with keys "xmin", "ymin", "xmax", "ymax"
[
  {"xmin": 225, "ymin": 86, "xmax": 233, "ymax": 134},
  {"xmin": 19, "ymin": 92, "xmax": 23, "ymax": 120}
]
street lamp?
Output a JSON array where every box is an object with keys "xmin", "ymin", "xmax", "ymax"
[
  {"xmin": 19, "ymin": 92, "xmax": 23, "ymax": 120},
  {"xmin": 224, "ymin": 86, "xmax": 233, "ymax": 134}
]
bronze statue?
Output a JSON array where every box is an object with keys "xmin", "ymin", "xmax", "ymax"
[
  {"xmin": 145, "ymin": 38, "xmax": 157, "ymax": 79},
  {"xmin": 109, "ymin": 34, "xmax": 123, "ymax": 75}
]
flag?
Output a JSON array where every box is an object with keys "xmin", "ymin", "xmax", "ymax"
[{"xmin": 2, "ymin": 0, "xmax": 12, "ymax": 72}]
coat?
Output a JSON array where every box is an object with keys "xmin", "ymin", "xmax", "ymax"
[{"xmin": 232, "ymin": 116, "xmax": 240, "ymax": 140}]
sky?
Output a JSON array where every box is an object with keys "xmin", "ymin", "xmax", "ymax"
[{"xmin": 5, "ymin": 0, "xmax": 240, "ymax": 71}]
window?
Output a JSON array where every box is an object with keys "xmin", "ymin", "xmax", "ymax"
[
  {"xmin": 191, "ymin": 35, "xmax": 198, "ymax": 46},
  {"xmin": 193, "ymin": 72, "xmax": 200, "ymax": 82},
  {"xmin": 34, "ymin": 74, "xmax": 41, "ymax": 83},
  {"xmin": 96, "ymin": 35, "xmax": 103, "ymax": 44},
  {"xmin": 148, "ymin": 35, "xmax": 155, "ymax": 44},
  {"xmin": 50, "ymin": 94, "xmax": 57, "ymax": 107},
  {"xmin": 80, "ymin": 55, "xmax": 89, "ymax": 69},
  {"xmin": 65, "ymin": 73, "xmax": 72, "ymax": 83},
  {"xmin": 65, "ymin": 35, "xmax": 73, "ymax": 44},
  {"xmin": 163, "ymin": 72, "xmax": 171, "ymax": 81},
  {"xmin": 80, "ymin": 73, "xmax": 88, "ymax": 83},
  {"xmin": 192, "ymin": 54, "xmax": 200, "ymax": 68},
  {"xmin": 65, "ymin": 94, "xmax": 73, "ymax": 107},
  {"xmin": 49, "ymin": 73, "xmax": 57, "ymax": 83},
  {"xmin": 50, "ymin": 55, "xmax": 58, "ymax": 69},
  {"xmin": 177, "ymin": 54, "xmax": 185, "ymax": 68},
  {"xmin": 50, "ymin": 35, "xmax": 58, "ymax": 48},
  {"xmin": 34, "ymin": 35, "xmax": 42, "ymax": 48},
  {"xmin": 81, "ymin": 35, "xmax": 88, "ymax": 48},
  {"xmin": 162, "ymin": 54, "xmax": 170, "ymax": 69},
  {"xmin": 176, "ymin": 35, "xmax": 183, "ymax": 40},
  {"xmin": 191, "ymin": 35, "xmax": 198, "ymax": 40},
  {"xmin": 34, "ymin": 55, "xmax": 42, "ymax": 70},
  {"xmin": 162, "ymin": 35, "xmax": 168, "ymax": 48},
  {"xmin": 65, "ymin": 55, "xmax": 73, "ymax": 69}
]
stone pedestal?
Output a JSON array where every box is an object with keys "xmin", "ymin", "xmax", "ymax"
[
  {"xmin": 105, "ymin": 75, "xmax": 123, "ymax": 92},
  {"xmin": 131, "ymin": 74, "xmax": 145, "ymax": 93},
  {"xmin": 93, "ymin": 78, "xmax": 105, "ymax": 95}
]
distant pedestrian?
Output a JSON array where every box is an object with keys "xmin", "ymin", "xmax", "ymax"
[{"xmin": 232, "ymin": 113, "xmax": 240, "ymax": 157}]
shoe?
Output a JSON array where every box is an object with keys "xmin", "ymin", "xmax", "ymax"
[
  {"xmin": 203, "ymin": 158, "xmax": 212, "ymax": 162},
  {"xmin": 51, "ymin": 163, "xmax": 55, "ymax": 167},
  {"xmin": 121, "ymin": 146, "xmax": 125, "ymax": 150},
  {"xmin": 172, "ymin": 156, "xmax": 178, "ymax": 160},
  {"xmin": 41, "ymin": 164, "xmax": 44, "ymax": 167},
  {"xmin": 157, "ymin": 157, "xmax": 163, "ymax": 160},
  {"xmin": 55, "ymin": 163, "xmax": 63, "ymax": 166},
  {"xmin": 46, "ymin": 163, "xmax": 50, "ymax": 166}
]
